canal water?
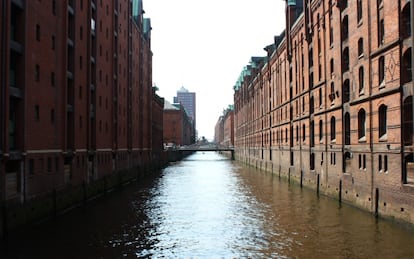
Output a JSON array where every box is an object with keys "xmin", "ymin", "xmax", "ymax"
[{"xmin": 2, "ymin": 152, "xmax": 414, "ymax": 258}]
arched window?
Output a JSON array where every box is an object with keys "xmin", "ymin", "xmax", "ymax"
[
  {"xmin": 329, "ymin": 82, "xmax": 335, "ymax": 103},
  {"xmin": 343, "ymin": 79, "xmax": 350, "ymax": 103},
  {"xmin": 401, "ymin": 3, "xmax": 411, "ymax": 39},
  {"xmin": 379, "ymin": 104, "xmax": 387, "ymax": 139},
  {"xmin": 359, "ymin": 66, "xmax": 364, "ymax": 93},
  {"xmin": 358, "ymin": 38, "xmax": 364, "ymax": 57},
  {"xmin": 343, "ymin": 47, "xmax": 349, "ymax": 72},
  {"xmin": 402, "ymin": 48, "xmax": 412, "ymax": 84},
  {"xmin": 358, "ymin": 109, "xmax": 366, "ymax": 140},
  {"xmin": 403, "ymin": 97, "xmax": 413, "ymax": 145},
  {"xmin": 331, "ymin": 116, "xmax": 336, "ymax": 141},
  {"xmin": 357, "ymin": 0, "xmax": 363, "ymax": 22},
  {"xmin": 345, "ymin": 112, "xmax": 351, "ymax": 145},
  {"xmin": 342, "ymin": 16, "xmax": 349, "ymax": 41}
]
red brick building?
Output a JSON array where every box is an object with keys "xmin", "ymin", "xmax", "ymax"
[
  {"xmin": 152, "ymin": 88, "xmax": 165, "ymax": 167},
  {"xmin": 214, "ymin": 116, "xmax": 224, "ymax": 145},
  {"xmin": 234, "ymin": 0, "xmax": 414, "ymax": 224},
  {"xmin": 223, "ymin": 109, "xmax": 234, "ymax": 147},
  {"xmin": 163, "ymin": 101, "xmax": 193, "ymax": 147},
  {"xmin": 215, "ymin": 107, "xmax": 234, "ymax": 147},
  {"xmin": 0, "ymin": 0, "xmax": 162, "ymax": 203}
]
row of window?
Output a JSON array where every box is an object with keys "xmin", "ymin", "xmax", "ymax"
[
  {"xmin": 270, "ymin": 105, "xmax": 387, "ymax": 145},
  {"xmin": 358, "ymin": 154, "xmax": 388, "ymax": 173},
  {"xmin": 27, "ymin": 152, "xmax": 131, "ymax": 175}
]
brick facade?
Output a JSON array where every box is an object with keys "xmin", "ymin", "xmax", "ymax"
[
  {"xmin": 0, "ymin": 0, "xmax": 161, "ymax": 202},
  {"xmin": 163, "ymin": 102, "xmax": 194, "ymax": 147},
  {"xmin": 234, "ymin": 0, "xmax": 414, "ymax": 224}
]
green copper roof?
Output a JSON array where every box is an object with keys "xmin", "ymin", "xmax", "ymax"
[{"xmin": 288, "ymin": 0, "xmax": 296, "ymax": 6}]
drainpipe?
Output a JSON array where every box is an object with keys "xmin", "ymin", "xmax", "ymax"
[
  {"xmin": 411, "ymin": 0, "xmax": 414, "ymax": 151},
  {"xmin": 367, "ymin": 0, "xmax": 375, "ymax": 213}
]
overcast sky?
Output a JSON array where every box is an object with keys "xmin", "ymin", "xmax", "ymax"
[{"xmin": 144, "ymin": 0, "xmax": 286, "ymax": 140}]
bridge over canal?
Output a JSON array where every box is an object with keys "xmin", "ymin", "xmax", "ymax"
[{"xmin": 178, "ymin": 145, "xmax": 235, "ymax": 160}]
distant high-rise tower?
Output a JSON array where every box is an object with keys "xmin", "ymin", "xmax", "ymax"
[{"xmin": 174, "ymin": 87, "xmax": 196, "ymax": 126}]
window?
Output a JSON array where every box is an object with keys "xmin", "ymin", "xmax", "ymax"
[
  {"xmin": 343, "ymin": 79, "xmax": 350, "ymax": 103},
  {"xmin": 50, "ymin": 109, "xmax": 55, "ymax": 123},
  {"xmin": 52, "ymin": 35, "xmax": 55, "ymax": 50},
  {"xmin": 36, "ymin": 24, "xmax": 40, "ymax": 41},
  {"xmin": 329, "ymin": 82, "xmax": 335, "ymax": 103},
  {"xmin": 342, "ymin": 16, "xmax": 349, "ymax": 41},
  {"xmin": 357, "ymin": 0, "xmax": 363, "ymax": 23},
  {"xmin": 379, "ymin": 155, "xmax": 382, "ymax": 171},
  {"xmin": 52, "ymin": 0, "xmax": 56, "ymax": 15},
  {"xmin": 310, "ymin": 153, "xmax": 315, "ymax": 170},
  {"xmin": 379, "ymin": 19, "xmax": 384, "ymax": 45},
  {"xmin": 310, "ymin": 96, "xmax": 314, "ymax": 114},
  {"xmin": 379, "ymin": 104, "xmax": 387, "ymax": 139},
  {"xmin": 35, "ymin": 64, "xmax": 40, "ymax": 81},
  {"xmin": 330, "ymin": 59, "xmax": 334, "ymax": 74},
  {"xmin": 303, "ymin": 124, "xmax": 306, "ymax": 141},
  {"xmin": 358, "ymin": 109, "xmax": 366, "ymax": 140},
  {"xmin": 29, "ymin": 159, "xmax": 34, "ymax": 175},
  {"xmin": 319, "ymin": 88, "xmax": 323, "ymax": 107},
  {"xmin": 359, "ymin": 66, "xmax": 364, "ymax": 93},
  {"xmin": 377, "ymin": 0, "xmax": 383, "ymax": 8},
  {"xmin": 384, "ymin": 155, "xmax": 388, "ymax": 172},
  {"xmin": 51, "ymin": 72, "xmax": 55, "ymax": 86},
  {"xmin": 47, "ymin": 157, "xmax": 52, "ymax": 172},
  {"xmin": 55, "ymin": 157, "xmax": 59, "ymax": 172},
  {"xmin": 309, "ymin": 48, "xmax": 313, "ymax": 68},
  {"xmin": 329, "ymin": 24, "xmax": 334, "ymax": 46},
  {"xmin": 319, "ymin": 120, "xmax": 323, "ymax": 141},
  {"xmin": 79, "ymin": 56, "xmax": 83, "ymax": 70},
  {"xmin": 35, "ymin": 105, "xmax": 40, "ymax": 121},
  {"xmin": 311, "ymin": 120, "xmax": 315, "ymax": 147},
  {"xmin": 296, "ymin": 125, "xmax": 299, "ymax": 142},
  {"xmin": 379, "ymin": 56, "xmax": 385, "ymax": 86},
  {"xmin": 402, "ymin": 49, "xmax": 412, "ymax": 84},
  {"xmin": 363, "ymin": 154, "xmax": 366, "ymax": 169},
  {"xmin": 285, "ymin": 128, "xmax": 288, "ymax": 143},
  {"xmin": 403, "ymin": 97, "xmax": 413, "ymax": 145},
  {"xmin": 343, "ymin": 48, "xmax": 349, "ymax": 72},
  {"xmin": 331, "ymin": 116, "xmax": 336, "ymax": 141},
  {"xmin": 345, "ymin": 112, "xmax": 351, "ymax": 145},
  {"xmin": 401, "ymin": 3, "xmax": 411, "ymax": 39},
  {"xmin": 358, "ymin": 38, "xmax": 364, "ymax": 57}
]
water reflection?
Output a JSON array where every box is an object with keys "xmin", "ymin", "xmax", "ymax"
[
  {"xmin": 136, "ymin": 153, "xmax": 279, "ymax": 258},
  {"xmin": 2, "ymin": 152, "xmax": 414, "ymax": 258}
]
